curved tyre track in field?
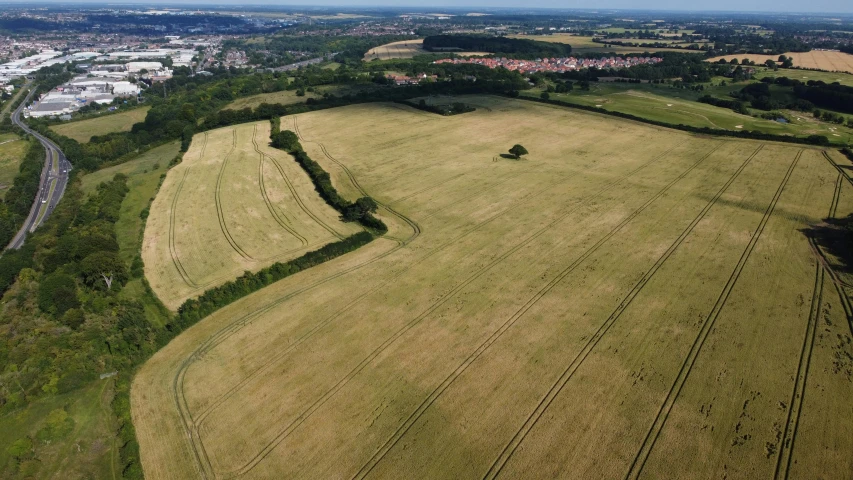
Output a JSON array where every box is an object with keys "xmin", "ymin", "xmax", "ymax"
[
  {"xmin": 622, "ymin": 150, "xmax": 803, "ymax": 480},
  {"xmin": 356, "ymin": 143, "xmax": 755, "ymax": 480},
  {"xmin": 251, "ymin": 124, "xmax": 308, "ymax": 247},
  {"xmin": 293, "ymin": 115, "xmax": 421, "ymax": 244},
  {"xmin": 168, "ymin": 132, "xmax": 209, "ymax": 288},
  {"xmin": 215, "ymin": 140, "xmax": 707, "ymax": 478},
  {"xmin": 190, "ymin": 173, "xmax": 566, "ymax": 439},
  {"xmin": 179, "ymin": 136, "xmax": 686, "ymax": 479},
  {"xmin": 356, "ymin": 142, "xmax": 747, "ymax": 480},
  {"xmin": 170, "ymin": 167, "xmax": 200, "ymax": 288},
  {"xmin": 214, "ymin": 129, "xmax": 253, "ymax": 261},
  {"xmin": 260, "ymin": 136, "xmax": 347, "ymax": 241},
  {"xmin": 171, "ymin": 121, "xmax": 426, "ymax": 480}
]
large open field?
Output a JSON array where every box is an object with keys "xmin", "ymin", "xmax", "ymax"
[
  {"xmin": 49, "ymin": 106, "xmax": 150, "ymax": 143},
  {"xmin": 708, "ymin": 50, "xmax": 853, "ymax": 74},
  {"xmin": 525, "ymin": 83, "xmax": 853, "ymax": 143},
  {"xmin": 508, "ymin": 34, "xmax": 703, "ymax": 55},
  {"xmin": 133, "ymin": 96, "xmax": 853, "ymax": 479},
  {"xmin": 142, "ymin": 122, "xmax": 361, "ymax": 310},
  {"xmin": 364, "ymin": 39, "xmax": 490, "ymax": 61}
]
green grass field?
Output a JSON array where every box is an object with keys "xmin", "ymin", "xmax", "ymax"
[
  {"xmin": 82, "ymin": 141, "xmax": 181, "ymax": 264},
  {"xmin": 757, "ymin": 66, "xmax": 853, "ymax": 87},
  {"xmin": 134, "ymin": 97, "xmax": 853, "ymax": 479},
  {"xmin": 525, "ymin": 82, "xmax": 853, "ymax": 143},
  {"xmin": 0, "ymin": 133, "xmax": 28, "ymax": 189},
  {"xmin": 50, "ymin": 107, "xmax": 150, "ymax": 143},
  {"xmin": 224, "ymin": 85, "xmax": 380, "ymax": 111},
  {"xmin": 0, "ymin": 380, "xmax": 118, "ymax": 480}
]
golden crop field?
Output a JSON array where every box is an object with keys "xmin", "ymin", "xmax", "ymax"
[
  {"xmin": 141, "ymin": 121, "xmax": 361, "ymax": 310},
  {"xmin": 133, "ymin": 97, "xmax": 853, "ymax": 479},
  {"xmin": 364, "ymin": 39, "xmax": 489, "ymax": 61},
  {"xmin": 508, "ymin": 34, "xmax": 702, "ymax": 54},
  {"xmin": 708, "ymin": 50, "xmax": 853, "ymax": 74},
  {"xmin": 49, "ymin": 106, "xmax": 150, "ymax": 143}
]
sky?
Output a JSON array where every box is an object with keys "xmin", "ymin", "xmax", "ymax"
[
  {"xmin": 258, "ymin": 0, "xmax": 852, "ymax": 13},
  {"xmin": 7, "ymin": 0, "xmax": 853, "ymax": 14}
]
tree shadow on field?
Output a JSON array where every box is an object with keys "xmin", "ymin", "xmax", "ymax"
[
  {"xmin": 498, "ymin": 153, "xmax": 519, "ymax": 160},
  {"xmin": 803, "ymin": 213, "xmax": 853, "ymax": 277}
]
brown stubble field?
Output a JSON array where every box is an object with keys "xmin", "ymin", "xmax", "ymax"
[
  {"xmin": 141, "ymin": 121, "xmax": 361, "ymax": 310},
  {"xmin": 707, "ymin": 50, "xmax": 853, "ymax": 74},
  {"xmin": 132, "ymin": 96, "xmax": 853, "ymax": 479}
]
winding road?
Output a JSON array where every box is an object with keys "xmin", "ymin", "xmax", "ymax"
[{"xmin": 5, "ymin": 87, "xmax": 72, "ymax": 250}]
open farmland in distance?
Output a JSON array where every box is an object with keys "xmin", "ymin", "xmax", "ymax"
[
  {"xmin": 364, "ymin": 38, "xmax": 490, "ymax": 60},
  {"xmin": 707, "ymin": 50, "xmax": 853, "ymax": 74},
  {"xmin": 49, "ymin": 106, "xmax": 150, "ymax": 143},
  {"xmin": 507, "ymin": 34, "xmax": 704, "ymax": 54},
  {"xmin": 523, "ymin": 84, "xmax": 853, "ymax": 143},
  {"xmin": 141, "ymin": 122, "xmax": 361, "ymax": 310},
  {"xmin": 133, "ymin": 97, "xmax": 853, "ymax": 479}
]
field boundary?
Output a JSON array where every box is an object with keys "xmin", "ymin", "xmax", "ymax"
[{"xmin": 623, "ymin": 149, "xmax": 803, "ymax": 480}]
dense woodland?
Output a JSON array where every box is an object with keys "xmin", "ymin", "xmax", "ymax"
[{"xmin": 423, "ymin": 34, "xmax": 573, "ymax": 57}]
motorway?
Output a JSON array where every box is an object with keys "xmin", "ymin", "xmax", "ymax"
[{"xmin": 5, "ymin": 87, "xmax": 72, "ymax": 250}]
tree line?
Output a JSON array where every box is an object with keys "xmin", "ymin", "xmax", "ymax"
[
  {"xmin": 0, "ymin": 137, "xmax": 44, "ymax": 249},
  {"xmin": 268, "ymin": 123, "xmax": 387, "ymax": 232},
  {"xmin": 423, "ymin": 34, "xmax": 573, "ymax": 57}
]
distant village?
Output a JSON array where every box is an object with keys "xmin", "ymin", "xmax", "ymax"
[{"xmin": 434, "ymin": 55, "xmax": 664, "ymax": 74}]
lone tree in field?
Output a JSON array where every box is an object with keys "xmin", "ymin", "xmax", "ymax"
[{"xmin": 509, "ymin": 144, "xmax": 528, "ymax": 160}]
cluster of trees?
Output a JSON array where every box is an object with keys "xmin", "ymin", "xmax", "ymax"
[
  {"xmin": 698, "ymin": 94, "xmax": 750, "ymax": 114},
  {"xmin": 409, "ymin": 99, "xmax": 476, "ymax": 116},
  {"xmin": 423, "ymin": 35, "xmax": 572, "ymax": 57},
  {"xmin": 792, "ymin": 81, "xmax": 853, "ymax": 115},
  {"xmin": 0, "ymin": 137, "xmax": 43, "ymax": 248},
  {"xmin": 813, "ymin": 109, "xmax": 852, "ymax": 126},
  {"xmin": 691, "ymin": 26, "xmax": 811, "ymax": 56}
]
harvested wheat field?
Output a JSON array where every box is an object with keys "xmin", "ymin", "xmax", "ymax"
[
  {"xmin": 133, "ymin": 96, "xmax": 853, "ymax": 479},
  {"xmin": 363, "ymin": 38, "xmax": 489, "ymax": 61},
  {"xmin": 708, "ymin": 50, "xmax": 853, "ymax": 74},
  {"xmin": 142, "ymin": 121, "xmax": 361, "ymax": 309}
]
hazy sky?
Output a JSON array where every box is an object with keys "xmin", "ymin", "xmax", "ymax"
[
  {"xmin": 8, "ymin": 0, "xmax": 853, "ymax": 14},
  {"xmin": 259, "ymin": 0, "xmax": 852, "ymax": 13}
]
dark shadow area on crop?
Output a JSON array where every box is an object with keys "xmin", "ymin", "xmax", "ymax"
[
  {"xmin": 804, "ymin": 213, "xmax": 853, "ymax": 274},
  {"xmin": 498, "ymin": 153, "xmax": 519, "ymax": 160}
]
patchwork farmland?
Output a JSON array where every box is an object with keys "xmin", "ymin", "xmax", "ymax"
[{"xmin": 133, "ymin": 97, "xmax": 853, "ymax": 479}]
